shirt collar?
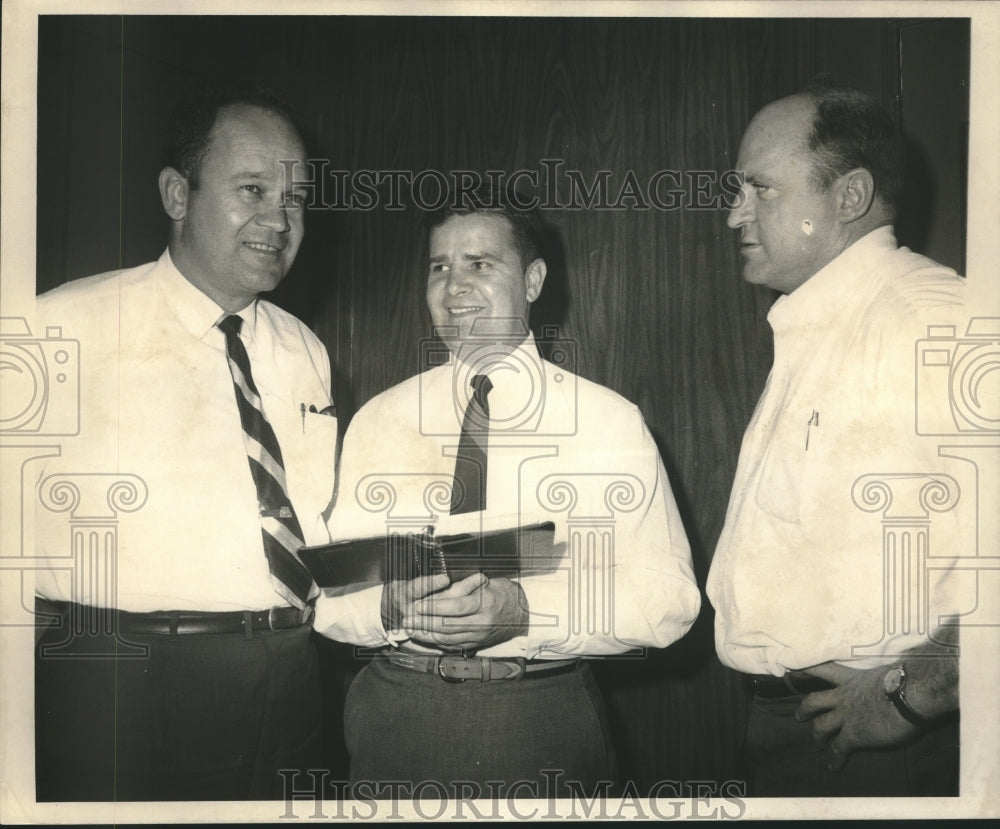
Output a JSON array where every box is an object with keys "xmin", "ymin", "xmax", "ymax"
[
  {"xmin": 768, "ymin": 225, "xmax": 897, "ymax": 336},
  {"xmin": 155, "ymin": 248, "xmax": 259, "ymax": 343},
  {"xmin": 448, "ymin": 332, "xmax": 542, "ymax": 379},
  {"xmin": 445, "ymin": 333, "xmax": 545, "ymax": 426}
]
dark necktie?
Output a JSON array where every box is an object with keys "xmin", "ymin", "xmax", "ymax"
[
  {"xmin": 218, "ymin": 314, "xmax": 316, "ymax": 608},
  {"xmin": 450, "ymin": 374, "xmax": 493, "ymax": 515}
]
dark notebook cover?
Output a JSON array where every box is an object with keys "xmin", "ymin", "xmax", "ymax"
[{"xmin": 300, "ymin": 522, "xmax": 561, "ymax": 590}]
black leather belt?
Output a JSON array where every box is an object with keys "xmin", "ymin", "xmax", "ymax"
[
  {"xmin": 750, "ymin": 672, "xmax": 836, "ymax": 699},
  {"xmin": 36, "ymin": 598, "xmax": 313, "ymax": 635},
  {"xmin": 386, "ymin": 651, "xmax": 579, "ymax": 683}
]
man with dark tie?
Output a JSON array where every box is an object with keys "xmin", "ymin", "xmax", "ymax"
[
  {"xmin": 33, "ymin": 83, "xmax": 338, "ymax": 801},
  {"xmin": 315, "ymin": 192, "xmax": 700, "ymax": 799}
]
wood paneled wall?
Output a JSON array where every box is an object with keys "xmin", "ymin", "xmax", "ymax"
[{"xmin": 36, "ymin": 14, "xmax": 968, "ymax": 788}]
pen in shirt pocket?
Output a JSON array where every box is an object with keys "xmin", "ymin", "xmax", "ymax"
[
  {"xmin": 805, "ymin": 409, "xmax": 819, "ymax": 451},
  {"xmin": 301, "ymin": 402, "xmax": 338, "ymax": 432}
]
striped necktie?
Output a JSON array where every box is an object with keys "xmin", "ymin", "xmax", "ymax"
[
  {"xmin": 450, "ymin": 374, "xmax": 493, "ymax": 515},
  {"xmin": 217, "ymin": 314, "xmax": 316, "ymax": 608}
]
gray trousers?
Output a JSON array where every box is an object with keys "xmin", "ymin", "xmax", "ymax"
[
  {"xmin": 344, "ymin": 656, "xmax": 619, "ymax": 799},
  {"xmin": 35, "ymin": 608, "xmax": 323, "ymax": 801}
]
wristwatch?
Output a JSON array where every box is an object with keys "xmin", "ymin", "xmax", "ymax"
[{"xmin": 882, "ymin": 665, "xmax": 930, "ymax": 726}]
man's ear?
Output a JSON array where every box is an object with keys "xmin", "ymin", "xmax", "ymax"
[
  {"xmin": 158, "ymin": 167, "xmax": 190, "ymax": 221},
  {"xmin": 525, "ymin": 258, "xmax": 547, "ymax": 303},
  {"xmin": 836, "ymin": 168, "xmax": 875, "ymax": 224}
]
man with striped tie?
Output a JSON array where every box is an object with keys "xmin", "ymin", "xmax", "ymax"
[{"xmin": 33, "ymin": 83, "xmax": 337, "ymax": 801}]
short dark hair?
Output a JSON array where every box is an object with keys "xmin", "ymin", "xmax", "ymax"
[
  {"xmin": 801, "ymin": 85, "xmax": 905, "ymax": 214},
  {"xmin": 162, "ymin": 82, "xmax": 301, "ymax": 188},
  {"xmin": 426, "ymin": 183, "xmax": 549, "ymax": 271}
]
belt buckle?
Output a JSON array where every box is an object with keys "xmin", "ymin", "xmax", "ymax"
[
  {"xmin": 438, "ymin": 655, "xmax": 470, "ymax": 683},
  {"xmin": 267, "ymin": 605, "xmax": 310, "ymax": 631}
]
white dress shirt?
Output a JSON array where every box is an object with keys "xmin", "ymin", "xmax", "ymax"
[
  {"xmin": 33, "ymin": 250, "xmax": 337, "ymax": 612},
  {"xmin": 315, "ymin": 335, "xmax": 700, "ymax": 660},
  {"xmin": 708, "ymin": 227, "xmax": 974, "ymax": 675}
]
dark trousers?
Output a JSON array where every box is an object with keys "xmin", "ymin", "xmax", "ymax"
[
  {"xmin": 343, "ymin": 656, "xmax": 619, "ymax": 799},
  {"xmin": 35, "ymin": 606, "xmax": 323, "ymax": 801},
  {"xmin": 745, "ymin": 692, "xmax": 960, "ymax": 797}
]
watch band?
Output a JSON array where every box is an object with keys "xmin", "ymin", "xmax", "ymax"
[{"xmin": 884, "ymin": 666, "xmax": 931, "ymax": 726}]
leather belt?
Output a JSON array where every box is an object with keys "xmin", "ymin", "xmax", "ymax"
[
  {"xmin": 36, "ymin": 598, "xmax": 313, "ymax": 635},
  {"xmin": 386, "ymin": 651, "xmax": 579, "ymax": 683},
  {"xmin": 750, "ymin": 671, "xmax": 836, "ymax": 699}
]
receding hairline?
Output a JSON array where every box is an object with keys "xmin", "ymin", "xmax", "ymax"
[
  {"xmin": 210, "ymin": 102, "xmax": 304, "ymax": 142},
  {"xmin": 747, "ymin": 94, "xmax": 815, "ymax": 147},
  {"xmin": 739, "ymin": 96, "xmax": 820, "ymax": 176},
  {"xmin": 190, "ymin": 102, "xmax": 307, "ymax": 178}
]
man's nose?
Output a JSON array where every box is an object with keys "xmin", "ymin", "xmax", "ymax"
[
  {"xmin": 727, "ymin": 186, "xmax": 753, "ymax": 229},
  {"xmin": 256, "ymin": 203, "xmax": 291, "ymax": 232},
  {"xmin": 445, "ymin": 270, "xmax": 471, "ymax": 295}
]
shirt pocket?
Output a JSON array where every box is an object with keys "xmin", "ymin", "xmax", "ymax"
[
  {"xmin": 266, "ymin": 398, "xmax": 340, "ymax": 545},
  {"xmin": 752, "ymin": 406, "xmax": 817, "ymax": 525}
]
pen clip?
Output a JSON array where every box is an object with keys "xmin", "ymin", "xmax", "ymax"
[
  {"xmin": 305, "ymin": 403, "xmax": 337, "ymax": 417},
  {"xmin": 805, "ymin": 410, "xmax": 819, "ymax": 451}
]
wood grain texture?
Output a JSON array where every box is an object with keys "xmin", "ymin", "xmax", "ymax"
[{"xmin": 36, "ymin": 14, "xmax": 964, "ymax": 789}]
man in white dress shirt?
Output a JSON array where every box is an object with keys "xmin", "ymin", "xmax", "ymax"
[
  {"xmin": 708, "ymin": 86, "xmax": 969, "ymax": 796},
  {"xmin": 315, "ymin": 191, "xmax": 700, "ymax": 799},
  {"xmin": 33, "ymin": 83, "xmax": 338, "ymax": 801}
]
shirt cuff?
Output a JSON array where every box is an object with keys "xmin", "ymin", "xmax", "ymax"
[
  {"xmin": 516, "ymin": 573, "xmax": 571, "ymax": 658},
  {"xmin": 313, "ymin": 584, "xmax": 388, "ymax": 647}
]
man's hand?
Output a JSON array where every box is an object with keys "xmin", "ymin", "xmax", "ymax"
[
  {"xmin": 407, "ymin": 573, "xmax": 530, "ymax": 652},
  {"xmin": 795, "ymin": 663, "xmax": 921, "ymax": 771},
  {"xmin": 381, "ymin": 573, "xmax": 451, "ymax": 637}
]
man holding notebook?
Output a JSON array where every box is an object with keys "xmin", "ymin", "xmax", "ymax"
[{"xmin": 314, "ymin": 190, "xmax": 699, "ymax": 799}]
